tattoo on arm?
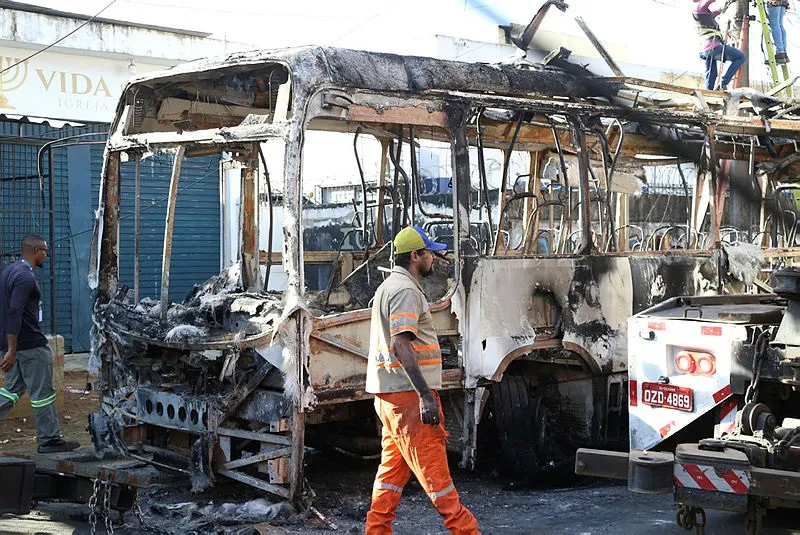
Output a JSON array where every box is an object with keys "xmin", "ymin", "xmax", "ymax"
[{"xmin": 391, "ymin": 333, "xmax": 432, "ymax": 398}]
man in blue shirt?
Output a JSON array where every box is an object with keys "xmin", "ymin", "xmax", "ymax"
[{"xmin": 0, "ymin": 234, "xmax": 79, "ymax": 453}]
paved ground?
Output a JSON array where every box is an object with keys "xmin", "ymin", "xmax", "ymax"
[
  {"xmin": 1, "ymin": 456, "xmax": 798, "ymax": 534},
  {"xmin": 0, "ymin": 355, "xmax": 795, "ymax": 533},
  {"xmin": 284, "ymin": 456, "xmax": 799, "ymax": 535}
]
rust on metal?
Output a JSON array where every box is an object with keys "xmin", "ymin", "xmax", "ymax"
[
  {"xmin": 159, "ymin": 145, "xmax": 185, "ymax": 323},
  {"xmin": 18, "ymin": 453, "xmax": 159, "ymax": 488},
  {"xmin": 241, "ymin": 164, "xmax": 261, "ymax": 291},
  {"xmin": 749, "ymin": 467, "xmax": 800, "ymax": 500},
  {"xmin": 97, "ymin": 152, "xmax": 121, "ymax": 297},
  {"xmin": 88, "ymin": 40, "xmax": 800, "ymax": 502}
]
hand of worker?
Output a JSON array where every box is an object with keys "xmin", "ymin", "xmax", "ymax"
[
  {"xmin": 0, "ymin": 350, "xmax": 16, "ymax": 373},
  {"xmin": 419, "ymin": 391, "xmax": 440, "ymax": 426}
]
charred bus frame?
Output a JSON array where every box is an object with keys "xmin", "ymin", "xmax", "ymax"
[{"xmin": 89, "ymin": 46, "xmax": 800, "ymax": 503}]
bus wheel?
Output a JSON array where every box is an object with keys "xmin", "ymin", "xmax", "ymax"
[{"xmin": 492, "ymin": 374, "xmax": 538, "ymax": 476}]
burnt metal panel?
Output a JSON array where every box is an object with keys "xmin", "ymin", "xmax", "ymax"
[
  {"xmin": 732, "ymin": 342, "xmax": 784, "ymax": 394},
  {"xmin": 236, "ymin": 389, "xmax": 292, "ymax": 425},
  {"xmin": 628, "ymin": 255, "xmax": 707, "ymax": 314},
  {"xmin": 125, "ymin": 47, "xmax": 620, "ymax": 110},
  {"xmin": 135, "ymin": 387, "xmax": 210, "ymax": 432}
]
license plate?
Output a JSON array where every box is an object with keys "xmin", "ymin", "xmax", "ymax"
[{"xmin": 641, "ymin": 382, "xmax": 693, "ymax": 412}]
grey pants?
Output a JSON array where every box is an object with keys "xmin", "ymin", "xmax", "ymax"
[{"xmin": 0, "ymin": 345, "xmax": 62, "ymax": 443}]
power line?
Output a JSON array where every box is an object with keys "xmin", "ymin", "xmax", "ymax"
[
  {"xmin": 0, "ymin": 0, "xmax": 118, "ymax": 75},
  {"xmin": 329, "ymin": 7, "xmax": 394, "ymax": 45},
  {"xmin": 118, "ymin": 0, "xmax": 357, "ymax": 19}
]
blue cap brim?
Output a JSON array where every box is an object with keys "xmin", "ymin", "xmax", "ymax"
[{"xmin": 426, "ymin": 242, "xmax": 447, "ymax": 251}]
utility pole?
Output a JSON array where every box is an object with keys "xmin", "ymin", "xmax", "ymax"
[
  {"xmin": 733, "ymin": 0, "xmax": 750, "ymax": 88},
  {"xmin": 729, "ymin": 0, "xmax": 757, "ymax": 237}
]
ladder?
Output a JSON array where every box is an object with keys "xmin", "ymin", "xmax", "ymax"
[{"xmin": 754, "ymin": 0, "xmax": 794, "ymax": 97}]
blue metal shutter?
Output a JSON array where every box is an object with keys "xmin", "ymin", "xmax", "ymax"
[
  {"xmin": 90, "ymin": 147, "xmax": 221, "ymax": 303},
  {"xmin": 0, "ymin": 120, "xmax": 91, "ymax": 352}
]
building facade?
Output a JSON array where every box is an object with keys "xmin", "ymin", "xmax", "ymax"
[{"xmin": 0, "ymin": 1, "xmax": 251, "ymax": 351}]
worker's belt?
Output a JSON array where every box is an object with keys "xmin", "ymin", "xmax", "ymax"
[{"xmin": 767, "ymin": 0, "xmax": 789, "ymax": 7}]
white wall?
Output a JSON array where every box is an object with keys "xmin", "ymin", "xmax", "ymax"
[
  {"xmin": 0, "ymin": 7, "xmax": 251, "ymax": 63},
  {"xmin": 0, "ymin": 6, "xmax": 254, "ymax": 123},
  {"xmin": 222, "ymin": 145, "xmax": 288, "ymax": 292}
]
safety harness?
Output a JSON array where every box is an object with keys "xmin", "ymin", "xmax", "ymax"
[{"xmin": 693, "ymin": 12, "xmax": 724, "ymax": 41}]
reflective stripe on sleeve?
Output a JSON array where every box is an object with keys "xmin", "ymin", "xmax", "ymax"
[
  {"xmin": 375, "ymin": 482, "xmax": 404, "ymax": 493},
  {"xmin": 411, "ymin": 344, "xmax": 440, "ymax": 352},
  {"xmin": 427, "ymin": 483, "xmax": 455, "ymax": 500},
  {"xmin": 0, "ymin": 387, "xmax": 19, "ymax": 405},
  {"xmin": 375, "ymin": 345, "xmax": 439, "ymax": 357},
  {"xmin": 389, "ymin": 312, "xmax": 418, "ymax": 322},
  {"xmin": 30, "ymin": 393, "xmax": 56, "ymax": 408},
  {"xmin": 390, "ymin": 325, "xmax": 418, "ymax": 336},
  {"xmin": 376, "ymin": 344, "xmax": 439, "ymax": 353},
  {"xmin": 375, "ymin": 358, "xmax": 441, "ymax": 369},
  {"xmin": 698, "ymin": 28, "xmax": 723, "ymax": 39}
]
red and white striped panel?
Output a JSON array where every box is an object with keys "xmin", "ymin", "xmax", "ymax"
[
  {"xmin": 714, "ymin": 398, "xmax": 737, "ymax": 438},
  {"xmin": 673, "ymin": 463, "xmax": 749, "ymax": 494}
]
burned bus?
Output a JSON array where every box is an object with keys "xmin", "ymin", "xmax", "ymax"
[{"xmin": 88, "ymin": 46, "xmax": 800, "ymax": 502}]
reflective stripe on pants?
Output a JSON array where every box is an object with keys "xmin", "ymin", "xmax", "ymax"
[
  {"xmin": 0, "ymin": 345, "xmax": 62, "ymax": 443},
  {"xmin": 0, "ymin": 387, "xmax": 19, "ymax": 405},
  {"xmin": 31, "ymin": 392, "xmax": 56, "ymax": 408},
  {"xmin": 366, "ymin": 390, "xmax": 480, "ymax": 535}
]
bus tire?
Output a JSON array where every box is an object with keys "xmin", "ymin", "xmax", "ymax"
[{"xmin": 492, "ymin": 374, "xmax": 538, "ymax": 475}]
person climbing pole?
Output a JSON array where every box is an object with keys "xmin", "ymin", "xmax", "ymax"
[{"xmin": 693, "ymin": 0, "xmax": 747, "ymax": 90}]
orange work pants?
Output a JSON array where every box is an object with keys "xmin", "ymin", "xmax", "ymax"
[{"xmin": 365, "ymin": 390, "xmax": 480, "ymax": 535}]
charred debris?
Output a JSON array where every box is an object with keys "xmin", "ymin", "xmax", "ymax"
[{"xmin": 87, "ymin": 42, "xmax": 800, "ymax": 506}]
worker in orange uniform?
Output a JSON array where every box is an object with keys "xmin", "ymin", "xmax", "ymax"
[{"xmin": 365, "ymin": 226, "xmax": 480, "ymax": 535}]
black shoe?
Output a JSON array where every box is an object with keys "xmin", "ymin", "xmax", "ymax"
[
  {"xmin": 776, "ymin": 52, "xmax": 789, "ymax": 64},
  {"xmin": 37, "ymin": 439, "xmax": 80, "ymax": 453}
]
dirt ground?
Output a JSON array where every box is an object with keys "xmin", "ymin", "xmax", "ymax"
[{"xmin": 0, "ymin": 370, "xmax": 97, "ymax": 454}]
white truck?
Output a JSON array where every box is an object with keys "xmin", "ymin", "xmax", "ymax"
[{"xmin": 576, "ymin": 269, "xmax": 800, "ymax": 534}]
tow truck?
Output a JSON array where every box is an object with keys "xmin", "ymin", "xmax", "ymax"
[{"xmin": 576, "ymin": 268, "xmax": 800, "ymax": 534}]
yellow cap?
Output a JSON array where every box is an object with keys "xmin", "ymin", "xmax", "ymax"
[{"xmin": 393, "ymin": 226, "xmax": 447, "ymax": 255}]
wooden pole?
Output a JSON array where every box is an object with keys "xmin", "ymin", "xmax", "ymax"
[
  {"xmin": 241, "ymin": 166, "xmax": 261, "ymax": 292},
  {"xmin": 160, "ymin": 146, "xmax": 185, "ymax": 323},
  {"xmin": 134, "ymin": 156, "xmax": 141, "ymax": 303},
  {"xmin": 376, "ymin": 139, "xmax": 389, "ymax": 244},
  {"xmin": 98, "ymin": 152, "xmax": 121, "ymax": 298},
  {"xmin": 734, "ymin": 0, "xmax": 750, "ymax": 88}
]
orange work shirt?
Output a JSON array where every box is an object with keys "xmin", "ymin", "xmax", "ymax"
[{"xmin": 366, "ymin": 266, "xmax": 443, "ymax": 394}]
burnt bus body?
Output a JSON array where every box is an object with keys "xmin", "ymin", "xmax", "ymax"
[{"xmin": 89, "ymin": 46, "xmax": 800, "ymax": 500}]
